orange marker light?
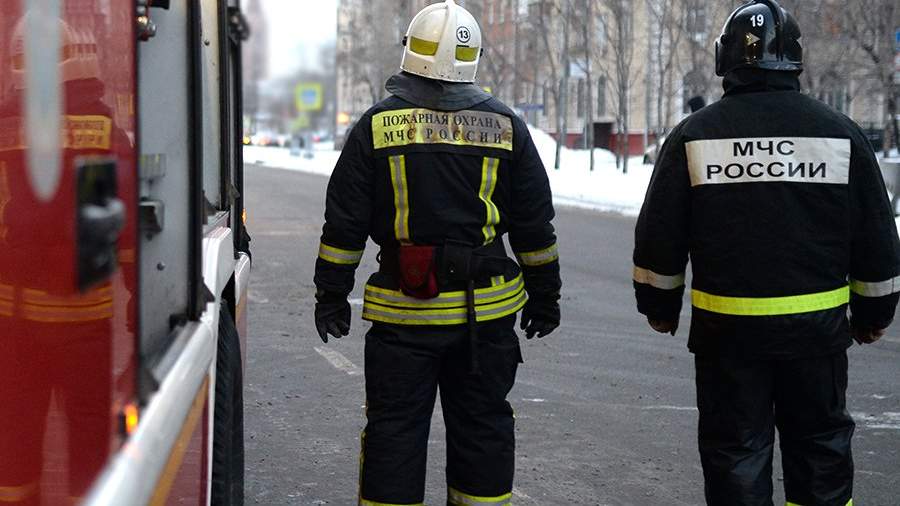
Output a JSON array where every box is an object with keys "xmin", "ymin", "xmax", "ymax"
[
  {"xmin": 123, "ymin": 404, "xmax": 140, "ymax": 435},
  {"xmin": 242, "ymin": 208, "xmax": 247, "ymax": 224}
]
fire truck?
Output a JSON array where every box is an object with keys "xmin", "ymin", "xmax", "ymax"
[{"xmin": 0, "ymin": 0, "xmax": 250, "ymax": 504}]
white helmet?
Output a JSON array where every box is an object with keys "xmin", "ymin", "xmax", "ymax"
[{"xmin": 400, "ymin": 0, "xmax": 482, "ymax": 83}]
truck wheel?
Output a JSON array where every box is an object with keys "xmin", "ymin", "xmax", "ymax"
[{"xmin": 211, "ymin": 304, "xmax": 245, "ymax": 506}]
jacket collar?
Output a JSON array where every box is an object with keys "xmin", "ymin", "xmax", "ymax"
[
  {"xmin": 385, "ymin": 72, "xmax": 492, "ymax": 111},
  {"xmin": 722, "ymin": 69, "xmax": 802, "ymax": 97}
]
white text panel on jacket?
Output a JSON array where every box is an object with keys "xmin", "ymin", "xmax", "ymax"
[{"xmin": 686, "ymin": 137, "xmax": 851, "ymax": 187}]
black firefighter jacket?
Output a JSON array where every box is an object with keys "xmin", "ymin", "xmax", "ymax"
[
  {"xmin": 634, "ymin": 69, "xmax": 900, "ymax": 359},
  {"xmin": 315, "ymin": 72, "xmax": 561, "ymax": 327}
]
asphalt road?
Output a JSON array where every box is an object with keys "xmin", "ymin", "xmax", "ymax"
[{"xmin": 244, "ymin": 162, "xmax": 900, "ymax": 505}]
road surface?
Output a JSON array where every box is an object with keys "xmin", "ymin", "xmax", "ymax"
[{"xmin": 244, "ymin": 162, "xmax": 900, "ymax": 505}]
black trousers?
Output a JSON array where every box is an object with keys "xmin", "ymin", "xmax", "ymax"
[
  {"xmin": 359, "ymin": 316, "xmax": 521, "ymax": 505},
  {"xmin": 695, "ymin": 351, "xmax": 855, "ymax": 506}
]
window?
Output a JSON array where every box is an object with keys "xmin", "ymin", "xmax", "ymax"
[
  {"xmin": 686, "ymin": 5, "xmax": 708, "ymax": 42},
  {"xmin": 597, "ymin": 77, "xmax": 606, "ymax": 116},
  {"xmin": 499, "ymin": 0, "xmax": 506, "ymax": 23}
]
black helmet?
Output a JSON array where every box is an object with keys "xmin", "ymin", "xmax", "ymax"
[{"xmin": 715, "ymin": 0, "xmax": 802, "ymax": 77}]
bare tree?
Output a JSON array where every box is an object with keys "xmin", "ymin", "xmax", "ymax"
[
  {"xmin": 646, "ymin": 0, "xmax": 683, "ymax": 148},
  {"xmin": 532, "ymin": 0, "xmax": 569, "ymax": 169},
  {"xmin": 600, "ymin": 0, "xmax": 639, "ymax": 173},
  {"xmin": 838, "ymin": 0, "xmax": 900, "ymax": 151},
  {"xmin": 580, "ymin": 0, "xmax": 598, "ymax": 171}
]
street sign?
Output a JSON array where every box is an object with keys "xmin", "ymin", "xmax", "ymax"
[{"xmin": 295, "ymin": 83, "xmax": 323, "ymax": 112}]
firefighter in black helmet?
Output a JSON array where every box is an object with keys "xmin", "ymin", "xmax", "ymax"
[
  {"xmin": 313, "ymin": 1, "xmax": 560, "ymax": 504},
  {"xmin": 633, "ymin": 1, "xmax": 899, "ymax": 505}
]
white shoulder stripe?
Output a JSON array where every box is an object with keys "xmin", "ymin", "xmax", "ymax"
[
  {"xmin": 849, "ymin": 276, "xmax": 900, "ymax": 298},
  {"xmin": 633, "ymin": 266, "xmax": 685, "ymax": 290}
]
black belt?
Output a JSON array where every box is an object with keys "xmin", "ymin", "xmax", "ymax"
[
  {"xmin": 378, "ymin": 240, "xmax": 509, "ymax": 374},
  {"xmin": 378, "ymin": 240, "xmax": 508, "ymax": 281}
]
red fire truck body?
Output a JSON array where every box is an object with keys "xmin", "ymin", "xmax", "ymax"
[{"xmin": 0, "ymin": 1, "xmax": 250, "ymax": 504}]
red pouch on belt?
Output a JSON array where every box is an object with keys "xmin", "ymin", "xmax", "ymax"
[{"xmin": 398, "ymin": 245, "xmax": 439, "ymax": 299}]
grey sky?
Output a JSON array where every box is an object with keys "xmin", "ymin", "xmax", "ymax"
[{"xmin": 262, "ymin": 0, "xmax": 337, "ymax": 78}]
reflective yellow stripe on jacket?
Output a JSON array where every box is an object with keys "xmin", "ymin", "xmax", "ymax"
[
  {"xmin": 479, "ymin": 157, "xmax": 500, "ymax": 244},
  {"xmin": 362, "ymin": 275, "xmax": 527, "ymax": 325},
  {"xmin": 692, "ymin": 286, "xmax": 850, "ymax": 316},
  {"xmin": 516, "ymin": 244, "xmax": 559, "ymax": 267},
  {"xmin": 389, "ymin": 155, "xmax": 410, "ymax": 243},
  {"xmin": 447, "ymin": 487, "xmax": 512, "ymax": 506},
  {"xmin": 318, "ymin": 242, "xmax": 364, "ymax": 265}
]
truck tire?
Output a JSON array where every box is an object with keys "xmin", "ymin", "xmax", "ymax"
[{"xmin": 211, "ymin": 304, "xmax": 245, "ymax": 506}]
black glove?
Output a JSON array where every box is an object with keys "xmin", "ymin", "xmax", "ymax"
[
  {"xmin": 648, "ymin": 317, "xmax": 679, "ymax": 336},
  {"xmin": 851, "ymin": 324, "xmax": 885, "ymax": 345},
  {"xmin": 520, "ymin": 296, "xmax": 560, "ymax": 339},
  {"xmin": 315, "ymin": 290, "xmax": 351, "ymax": 343}
]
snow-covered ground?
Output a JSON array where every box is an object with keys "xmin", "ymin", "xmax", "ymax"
[
  {"xmin": 245, "ymin": 127, "xmax": 654, "ymax": 217},
  {"xmin": 527, "ymin": 126, "xmax": 652, "ymax": 216},
  {"xmin": 244, "ymin": 142, "xmax": 341, "ymax": 178}
]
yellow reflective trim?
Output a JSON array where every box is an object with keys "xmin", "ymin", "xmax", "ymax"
[
  {"xmin": 0, "ymin": 482, "xmax": 38, "ymax": 502},
  {"xmin": 0, "ymin": 282, "xmax": 13, "ymax": 301},
  {"xmin": 21, "ymin": 302, "xmax": 113, "ymax": 323},
  {"xmin": 786, "ymin": 501, "xmax": 851, "ymax": 506},
  {"xmin": 364, "ymin": 274, "xmax": 523, "ymax": 303},
  {"xmin": 363, "ymin": 289, "xmax": 527, "ymax": 326},
  {"xmin": 491, "ymin": 275, "xmax": 505, "ymax": 286},
  {"xmin": 409, "ymin": 36, "xmax": 438, "ymax": 56},
  {"xmin": 448, "ymin": 486, "xmax": 512, "ymax": 505},
  {"xmin": 479, "ymin": 157, "xmax": 501, "ymax": 244},
  {"xmin": 364, "ymin": 275, "xmax": 524, "ymax": 309},
  {"xmin": 456, "ymin": 45, "xmax": 479, "ymax": 62},
  {"xmin": 367, "ymin": 288, "xmax": 524, "ymax": 316},
  {"xmin": 692, "ymin": 286, "xmax": 850, "ymax": 316},
  {"xmin": 372, "ymin": 109, "xmax": 514, "ymax": 151},
  {"xmin": 517, "ymin": 244, "xmax": 559, "ymax": 267},
  {"xmin": 19, "ymin": 286, "xmax": 114, "ymax": 322},
  {"xmin": 319, "ymin": 242, "xmax": 364, "ymax": 265},
  {"xmin": 389, "ymin": 156, "xmax": 410, "ymax": 243}
]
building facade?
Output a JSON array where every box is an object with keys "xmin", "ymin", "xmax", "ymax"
[{"xmin": 336, "ymin": 0, "xmax": 890, "ymax": 154}]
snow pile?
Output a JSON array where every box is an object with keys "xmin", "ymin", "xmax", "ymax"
[
  {"xmin": 527, "ymin": 126, "xmax": 652, "ymax": 216},
  {"xmin": 244, "ymin": 127, "xmax": 655, "ymax": 216},
  {"xmin": 243, "ymin": 144, "xmax": 341, "ymax": 177}
]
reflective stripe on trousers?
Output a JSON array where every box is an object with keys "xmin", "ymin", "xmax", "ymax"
[
  {"xmin": 786, "ymin": 500, "xmax": 852, "ymax": 506},
  {"xmin": 448, "ymin": 487, "xmax": 512, "ymax": 505}
]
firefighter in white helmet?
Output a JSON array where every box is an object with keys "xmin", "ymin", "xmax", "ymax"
[{"xmin": 313, "ymin": 1, "xmax": 560, "ymax": 504}]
